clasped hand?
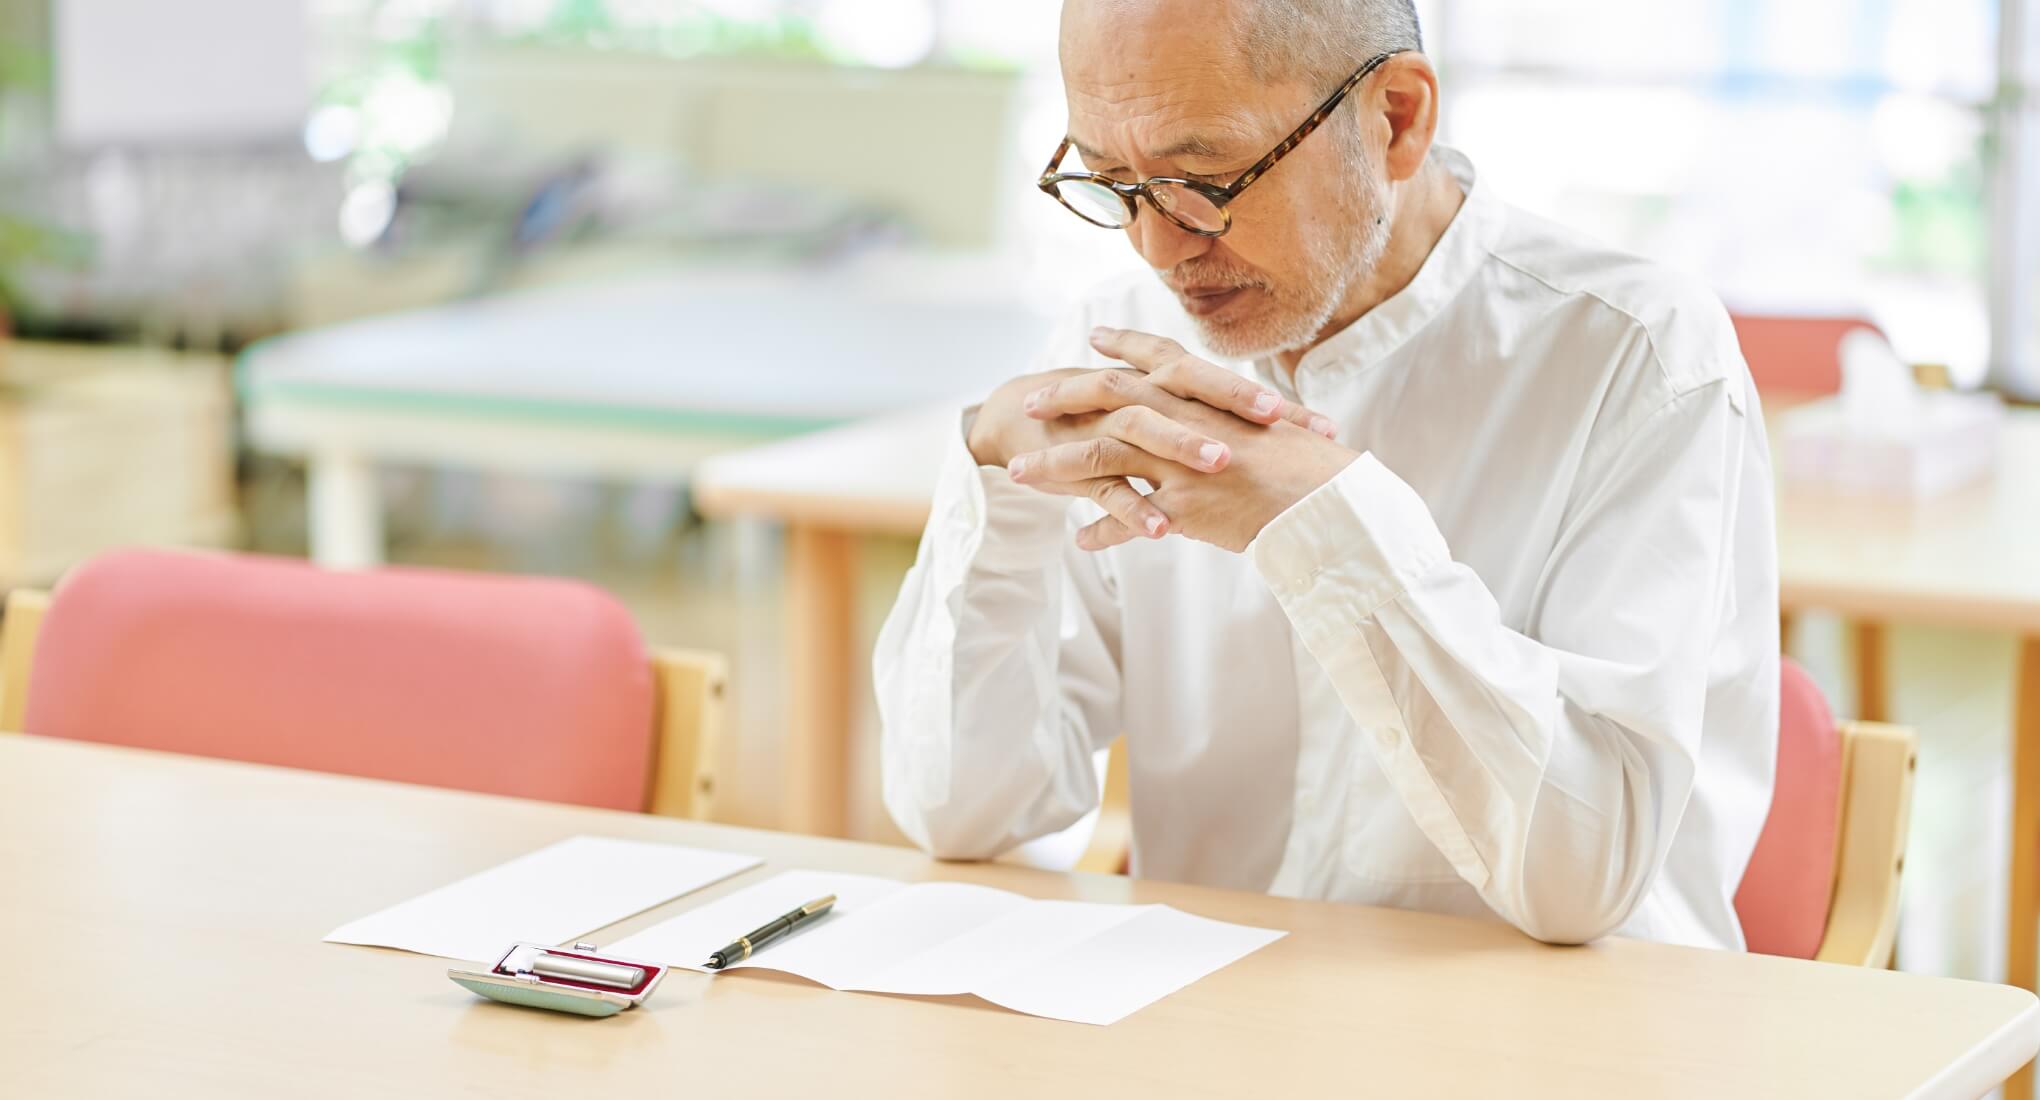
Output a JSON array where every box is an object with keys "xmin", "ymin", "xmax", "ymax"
[{"xmin": 966, "ymin": 327, "xmax": 1358, "ymax": 553}]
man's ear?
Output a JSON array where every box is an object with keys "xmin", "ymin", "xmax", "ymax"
[{"xmin": 1376, "ymin": 54, "xmax": 1440, "ymax": 183}]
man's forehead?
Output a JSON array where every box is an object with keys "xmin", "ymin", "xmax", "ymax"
[
  {"xmin": 1058, "ymin": 0, "xmax": 1288, "ymax": 162},
  {"xmin": 1062, "ymin": 68, "xmax": 1279, "ymax": 166}
]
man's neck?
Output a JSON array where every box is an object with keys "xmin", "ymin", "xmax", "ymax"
[{"xmin": 1274, "ymin": 158, "xmax": 1467, "ymax": 377}]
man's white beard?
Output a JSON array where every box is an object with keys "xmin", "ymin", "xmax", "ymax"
[{"xmin": 1184, "ymin": 161, "xmax": 1394, "ymax": 362}]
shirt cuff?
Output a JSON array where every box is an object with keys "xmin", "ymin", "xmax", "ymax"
[
  {"xmin": 1247, "ymin": 452, "xmax": 1452, "ymax": 644},
  {"xmin": 933, "ymin": 405, "xmax": 1074, "ymax": 575}
]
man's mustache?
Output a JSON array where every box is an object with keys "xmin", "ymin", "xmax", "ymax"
[{"xmin": 1161, "ymin": 263, "xmax": 1268, "ymax": 292}]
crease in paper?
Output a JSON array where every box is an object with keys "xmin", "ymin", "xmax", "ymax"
[{"xmin": 607, "ymin": 869, "xmax": 1285, "ymax": 1025}]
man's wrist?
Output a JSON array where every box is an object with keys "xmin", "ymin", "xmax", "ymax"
[
  {"xmin": 963, "ymin": 406, "xmax": 1001, "ymax": 468},
  {"xmin": 1249, "ymin": 452, "xmax": 1451, "ymax": 617}
]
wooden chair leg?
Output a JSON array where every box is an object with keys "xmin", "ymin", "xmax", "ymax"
[
  {"xmin": 2007, "ymin": 636, "xmax": 2040, "ymax": 1100},
  {"xmin": 1852, "ymin": 620, "xmax": 1889, "ymax": 723}
]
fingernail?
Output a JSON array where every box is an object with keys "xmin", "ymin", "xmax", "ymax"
[
  {"xmin": 1198, "ymin": 442, "xmax": 1227, "ymax": 469},
  {"xmin": 1310, "ymin": 415, "xmax": 1337, "ymax": 438},
  {"xmin": 1251, "ymin": 392, "xmax": 1280, "ymax": 417},
  {"xmin": 1145, "ymin": 514, "xmax": 1167, "ymax": 537},
  {"xmin": 1023, "ymin": 390, "xmax": 1041, "ymax": 413},
  {"xmin": 1090, "ymin": 326, "xmax": 1114, "ymax": 342},
  {"xmin": 1008, "ymin": 456, "xmax": 1029, "ymax": 478}
]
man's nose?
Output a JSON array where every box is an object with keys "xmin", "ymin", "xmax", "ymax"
[{"xmin": 1125, "ymin": 206, "xmax": 1212, "ymax": 271}]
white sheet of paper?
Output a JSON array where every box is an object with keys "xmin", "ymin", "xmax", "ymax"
[
  {"xmin": 609, "ymin": 870, "xmax": 1285, "ymax": 1025},
  {"xmin": 860, "ymin": 898, "xmax": 1142, "ymax": 996},
  {"xmin": 324, "ymin": 835, "xmax": 761, "ymax": 961},
  {"xmin": 974, "ymin": 905, "xmax": 1285, "ymax": 1026}
]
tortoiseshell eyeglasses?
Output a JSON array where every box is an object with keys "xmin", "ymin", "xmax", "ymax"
[{"xmin": 1038, "ymin": 49, "xmax": 1406, "ymax": 238}]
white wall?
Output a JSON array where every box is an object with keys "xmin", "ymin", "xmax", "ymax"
[{"xmin": 55, "ymin": 0, "xmax": 310, "ymax": 147}]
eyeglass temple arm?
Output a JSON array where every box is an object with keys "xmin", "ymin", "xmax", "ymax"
[
  {"xmin": 1039, "ymin": 140, "xmax": 1074, "ymax": 183},
  {"xmin": 1220, "ymin": 49, "xmax": 1405, "ymax": 199}
]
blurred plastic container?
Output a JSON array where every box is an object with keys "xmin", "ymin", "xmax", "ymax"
[{"xmin": 1779, "ymin": 329, "xmax": 2004, "ymax": 497}]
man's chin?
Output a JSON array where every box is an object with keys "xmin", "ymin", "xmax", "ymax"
[{"xmin": 1189, "ymin": 308, "xmax": 1303, "ymax": 362}]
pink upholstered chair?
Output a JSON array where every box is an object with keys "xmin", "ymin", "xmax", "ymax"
[
  {"xmin": 0, "ymin": 548, "xmax": 721, "ymax": 818},
  {"xmin": 1735, "ymin": 657, "xmax": 1916, "ymax": 966},
  {"xmin": 1728, "ymin": 313, "xmax": 1884, "ymax": 398}
]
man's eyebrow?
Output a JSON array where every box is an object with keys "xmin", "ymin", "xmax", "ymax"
[
  {"xmin": 1068, "ymin": 137, "xmax": 1110, "ymax": 163},
  {"xmin": 1067, "ymin": 135, "xmax": 1233, "ymax": 165},
  {"xmin": 1150, "ymin": 135, "xmax": 1230, "ymax": 160}
]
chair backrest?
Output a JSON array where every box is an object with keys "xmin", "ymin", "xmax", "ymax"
[
  {"xmin": 1735, "ymin": 657, "xmax": 1846, "ymax": 958},
  {"xmin": 14, "ymin": 548, "xmax": 658, "ymax": 811},
  {"xmin": 1728, "ymin": 314, "xmax": 1883, "ymax": 397}
]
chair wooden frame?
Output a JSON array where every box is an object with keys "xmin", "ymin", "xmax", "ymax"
[
  {"xmin": 0, "ymin": 588, "xmax": 723, "ymax": 821},
  {"xmin": 1073, "ymin": 722, "xmax": 1917, "ymax": 967},
  {"xmin": 1817, "ymin": 719, "xmax": 1917, "ymax": 967},
  {"xmin": 1074, "ymin": 738, "xmax": 1133, "ymax": 875}
]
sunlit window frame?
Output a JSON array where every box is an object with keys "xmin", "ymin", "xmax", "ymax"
[
  {"xmin": 1425, "ymin": 0, "xmax": 2034, "ymax": 397},
  {"xmin": 1989, "ymin": 0, "xmax": 2039, "ymax": 397}
]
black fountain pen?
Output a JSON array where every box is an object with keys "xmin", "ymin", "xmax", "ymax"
[{"xmin": 704, "ymin": 895, "xmax": 837, "ymax": 969}]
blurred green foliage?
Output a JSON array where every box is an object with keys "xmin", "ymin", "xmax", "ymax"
[{"xmin": 1882, "ymin": 165, "xmax": 1990, "ymax": 280}]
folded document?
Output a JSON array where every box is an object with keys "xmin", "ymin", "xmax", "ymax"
[{"xmin": 606, "ymin": 869, "xmax": 1285, "ymax": 1025}]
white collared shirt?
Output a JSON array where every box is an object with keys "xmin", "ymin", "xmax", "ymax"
[{"xmin": 874, "ymin": 148, "xmax": 1778, "ymax": 949}]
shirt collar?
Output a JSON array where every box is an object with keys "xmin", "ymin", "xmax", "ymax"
[{"xmin": 1256, "ymin": 145, "xmax": 1501, "ymax": 383}]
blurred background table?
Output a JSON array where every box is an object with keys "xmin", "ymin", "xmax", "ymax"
[
  {"xmin": 1772, "ymin": 406, "xmax": 2040, "ymax": 1096},
  {"xmin": 240, "ymin": 256, "xmax": 1047, "ymax": 570},
  {"xmin": 694, "ymin": 405, "xmax": 960, "ymax": 836}
]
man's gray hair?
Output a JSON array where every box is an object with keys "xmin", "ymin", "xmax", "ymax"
[{"xmin": 1238, "ymin": 0, "xmax": 1423, "ymax": 91}]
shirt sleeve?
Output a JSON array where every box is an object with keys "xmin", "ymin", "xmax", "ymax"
[
  {"xmin": 1248, "ymin": 377, "xmax": 1755, "ymax": 944},
  {"xmin": 873, "ymin": 407, "xmax": 1124, "ymax": 860}
]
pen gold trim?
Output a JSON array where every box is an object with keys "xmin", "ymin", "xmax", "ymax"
[{"xmin": 706, "ymin": 895, "xmax": 838, "ymax": 970}]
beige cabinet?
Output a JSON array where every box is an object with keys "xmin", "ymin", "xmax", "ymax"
[{"xmin": 0, "ymin": 341, "xmax": 237, "ymax": 586}]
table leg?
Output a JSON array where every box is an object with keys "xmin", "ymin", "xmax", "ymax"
[
  {"xmin": 307, "ymin": 449, "xmax": 385, "ymax": 569},
  {"xmin": 2007, "ymin": 636, "xmax": 2040, "ymax": 1100},
  {"xmin": 1852, "ymin": 621, "xmax": 1889, "ymax": 723},
  {"xmin": 782, "ymin": 525, "xmax": 855, "ymax": 837}
]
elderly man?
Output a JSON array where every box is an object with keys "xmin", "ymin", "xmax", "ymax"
[{"xmin": 875, "ymin": 0, "xmax": 1777, "ymax": 949}]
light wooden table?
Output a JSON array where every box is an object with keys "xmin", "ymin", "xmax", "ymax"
[{"xmin": 3, "ymin": 733, "xmax": 2035, "ymax": 1099}]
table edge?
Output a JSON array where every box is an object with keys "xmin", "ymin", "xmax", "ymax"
[
  {"xmin": 1907, "ymin": 992, "xmax": 2040, "ymax": 1099},
  {"xmin": 1781, "ymin": 581, "xmax": 2040, "ymax": 635}
]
